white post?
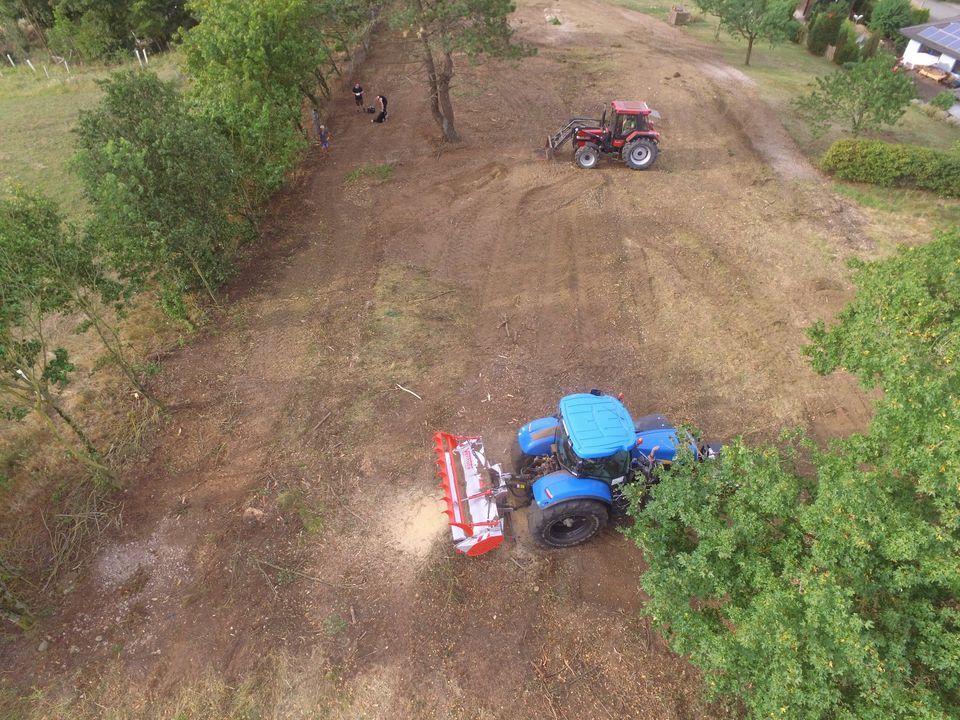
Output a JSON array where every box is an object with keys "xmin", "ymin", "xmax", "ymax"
[
  {"xmin": 143, "ymin": 48, "xmax": 149, "ymax": 65},
  {"xmin": 43, "ymin": 63, "xmax": 49, "ymax": 78},
  {"xmin": 63, "ymin": 59, "xmax": 70, "ymax": 74},
  {"xmin": 6, "ymin": 54, "xmax": 14, "ymax": 67},
  {"xmin": 25, "ymin": 59, "xmax": 36, "ymax": 73},
  {"xmin": 135, "ymin": 49, "xmax": 144, "ymax": 67}
]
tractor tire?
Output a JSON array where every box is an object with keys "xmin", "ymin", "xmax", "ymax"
[
  {"xmin": 574, "ymin": 144, "xmax": 600, "ymax": 170},
  {"xmin": 528, "ymin": 499, "xmax": 609, "ymax": 549},
  {"xmin": 624, "ymin": 138, "xmax": 658, "ymax": 170}
]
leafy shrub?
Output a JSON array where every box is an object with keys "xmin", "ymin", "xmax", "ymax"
[
  {"xmin": 833, "ymin": 19, "xmax": 861, "ymax": 64},
  {"xmin": 910, "ymin": 6, "xmax": 930, "ymax": 25},
  {"xmin": 931, "ymin": 90, "xmax": 956, "ymax": 111},
  {"xmin": 807, "ymin": 11, "xmax": 843, "ymax": 55},
  {"xmin": 821, "ymin": 138, "xmax": 960, "ymax": 196},
  {"xmin": 862, "ymin": 28, "xmax": 881, "ymax": 57},
  {"xmin": 868, "ymin": 0, "xmax": 913, "ymax": 38},
  {"xmin": 73, "ymin": 71, "xmax": 243, "ymax": 311}
]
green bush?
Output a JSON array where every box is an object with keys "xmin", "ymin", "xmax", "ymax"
[
  {"xmin": 807, "ymin": 11, "xmax": 844, "ymax": 55},
  {"xmin": 869, "ymin": 0, "xmax": 913, "ymax": 38},
  {"xmin": 862, "ymin": 28, "xmax": 881, "ymax": 57},
  {"xmin": 834, "ymin": 20, "xmax": 861, "ymax": 64},
  {"xmin": 910, "ymin": 7, "xmax": 930, "ymax": 25},
  {"xmin": 931, "ymin": 90, "xmax": 957, "ymax": 111},
  {"xmin": 821, "ymin": 138, "xmax": 960, "ymax": 196}
]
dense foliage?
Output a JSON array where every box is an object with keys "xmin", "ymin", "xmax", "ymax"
[
  {"xmin": 795, "ymin": 53, "xmax": 915, "ymax": 137},
  {"xmin": 0, "ymin": 190, "xmax": 109, "ymax": 473},
  {"xmin": 868, "ymin": 0, "xmax": 913, "ymax": 39},
  {"xmin": 931, "ymin": 90, "xmax": 956, "ymax": 112},
  {"xmin": 1, "ymin": 0, "xmax": 193, "ymax": 61},
  {"xmin": 627, "ymin": 229, "xmax": 960, "ymax": 719},
  {"xmin": 833, "ymin": 19, "xmax": 860, "ymax": 65},
  {"xmin": 180, "ymin": 0, "xmax": 328, "ymax": 205},
  {"xmin": 821, "ymin": 138, "xmax": 960, "ymax": 196},
  {"xmin": 807, "ymin": 10, "xmax": 843, "ymax": 56},
  {"xmin": 73, "ymin": 71, "xmax": 242, "ymax": 315}
]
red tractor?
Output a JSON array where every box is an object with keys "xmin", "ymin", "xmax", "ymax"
[{"xmin": 547, "ymin": 100, "xmax": 661, "ymax": 171}]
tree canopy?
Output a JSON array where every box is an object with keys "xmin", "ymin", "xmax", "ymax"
[
  {"xmin": 868, "ymin": 0, "xmax": 914, "ymax": 39},
  {"xmin": 1, "ymin": 0, "xmax": 194, "ymax": 60},
  {"xmin": 716, "ymin": 0, "xmax": 798, "ymax": 65},
  {"xmin": 626, "ymin": 229, "xmax": 960, "ymax": 719},
  {"xmin": 794, "ymin": 53, "xmax": 915, "ymax": 137},
  {"xmin": 180, "ymin": 0, "xmax": 326, "ymax": 203},
  {"xmin": 73, "ymin": 70, "xmax": 242, "ymax": 315}
]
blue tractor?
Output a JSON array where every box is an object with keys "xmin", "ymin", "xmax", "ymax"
[{"xmin": 434, "ymin": 391, "xmax": 720, "ymax": 555}]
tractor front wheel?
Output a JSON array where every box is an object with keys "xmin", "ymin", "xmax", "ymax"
[
  {"xmin": 528, "ymin": 499, "xmax": 609, "ymax": 548},
  {"xmin": 624, "ymin": 138, "xmax": 658, "ymax": 170},
  {"xmin": 574, "ymin": 144, "xmax": 600, "ymax": 170}
]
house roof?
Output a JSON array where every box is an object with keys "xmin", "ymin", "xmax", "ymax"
[{"xmin": 901, "ymin": 16, "xmax": 960, "ymax": 59}]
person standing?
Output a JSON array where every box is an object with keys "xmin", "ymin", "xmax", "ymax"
[
  {"xmin": 352, "ymin": 82, "xmax": 364, "ymax": 111},
  {"xmin": 372, "ymin": 94, "xmax": 388, "ymax": 123},
  {"xmin": 318, "ymin": 124, "xmax": 330, "ymax": 155},
  {"xmin": 311, "ymin": 107, "xmax": 322, "ymax": 142}
]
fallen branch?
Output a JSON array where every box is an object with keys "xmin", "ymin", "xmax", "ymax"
[
  {"xmin": 395, "ymin": 383, "xmax": 422, "ymax": 400},
  {"xmin": 310, "ymin": 410, "xmax": 333, "ymax": 433},
  {"xmin": 409, "ymin": 289, "xmax": 454, "ymax": 305},
  {"xmin": 253, "ymin": 558, "xmax": 278, "ymax": 599}
]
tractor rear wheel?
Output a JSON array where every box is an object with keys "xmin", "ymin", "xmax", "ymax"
[
  {"xmin": 528, "ymin": 499, "xmax": 609, "ymax": 548},
  {"xmin": 624, "ymin": 138, "xmax": 658, "ymax": 170},
  {"xmin": 574, "ymin": 144, "xmax": 600, "ymax": 170}
]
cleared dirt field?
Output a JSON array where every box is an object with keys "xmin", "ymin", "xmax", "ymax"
[{"xmin": 2, "ymin": 1, "xmax": 880, "ymax": 717}]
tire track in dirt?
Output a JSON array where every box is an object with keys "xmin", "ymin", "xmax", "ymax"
[{"xmin": 6, "ymin": 1, "xmax": 880, "ymax": 717}]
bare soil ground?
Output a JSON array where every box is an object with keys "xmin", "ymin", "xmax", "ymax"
[{"xmin": 2, "ymin": 1, "xmax": 879, "ymax": 716}]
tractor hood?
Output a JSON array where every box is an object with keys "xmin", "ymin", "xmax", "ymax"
[
  {"xmin": 631, "ymin": 413, "xmax": 698, "ymax": 463},
  {"xmin": 559, "ymin": 394, "xmax": 635, "ymax": 459},
  {"xmin": 576, "ymin": 127, "xmax": 605, "ymax": 138}
]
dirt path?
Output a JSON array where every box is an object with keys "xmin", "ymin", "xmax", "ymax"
[{"xmin": 3, "ymin": 1, "xmax": 877, "ymax": 717}]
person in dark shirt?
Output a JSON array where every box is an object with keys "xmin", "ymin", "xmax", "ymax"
[
  {"xmin": 318, "ymin": 124, "xmax": 330, "ymax": 155},
  {"xmin": 352, "ymin": 82, "xmax": 364, "ymax": 111},
  {"xmin": 372, "ymin": 94, "xmax": 388, "ymax": 123}
]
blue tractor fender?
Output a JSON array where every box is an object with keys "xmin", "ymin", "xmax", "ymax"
[
  {"xmin": 532, "ymin": 470, "xmax": 612, "ymax": 509},
  {"xmin": 517, "ymin": 416, "xmax": 560, "ymax": 457}
]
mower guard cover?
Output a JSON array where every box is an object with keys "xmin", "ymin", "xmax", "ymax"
[{"xmin": 433, "ymin": 432, "xmax": 504, "ymax": 556}]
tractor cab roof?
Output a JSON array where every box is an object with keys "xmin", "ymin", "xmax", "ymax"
[
  {"xmin": 559, "ymin": 393, "xmax": 636, "ymax": 459},
  {"xmin": 611, "ymin": 100, "xmax": 653, "ymax": 116}
]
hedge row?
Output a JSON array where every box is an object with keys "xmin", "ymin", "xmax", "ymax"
[{"xmin": 820, "ymin": 138, "xmax": 960, "ymax": 196}]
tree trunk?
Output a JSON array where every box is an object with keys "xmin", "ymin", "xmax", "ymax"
[
  {"xmin": 436, "ymin": 51, "xmax": 460, "ymax": 143},
  {"xmin": 187, "ymin": 253, "xmax": 221, "ymax": 309},
  {"xmin": 419, "ymin": 35, "xmax": 461, "ymax": 143},
  {"xmin": 36, "ymin": 393, "xmax": 116, "ymax": 483},
  {"xmin": 745, "ymin": 34, "xmax": 755, "ymax": 65},
  {"xmin": 312, "ymin": 69, "xmax": 331, "ymax": 100}
]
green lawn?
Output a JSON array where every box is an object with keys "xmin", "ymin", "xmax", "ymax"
[
  {"xmin": 0, "ymin": 54, "xmax": 181, "ymax": 219},
  {"xmin": 612, "ymin": 0, "xmax": 960, "ymax": 225}
]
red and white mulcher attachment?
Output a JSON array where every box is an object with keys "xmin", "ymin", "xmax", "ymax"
[{"xmin": 433, "ymin": 432, "xmax": 505, "ymax": 556}]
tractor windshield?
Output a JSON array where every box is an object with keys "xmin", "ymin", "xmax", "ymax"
[{"xmin": 556, "ymin": 424, "xmax": 631, "ymax": 482}]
